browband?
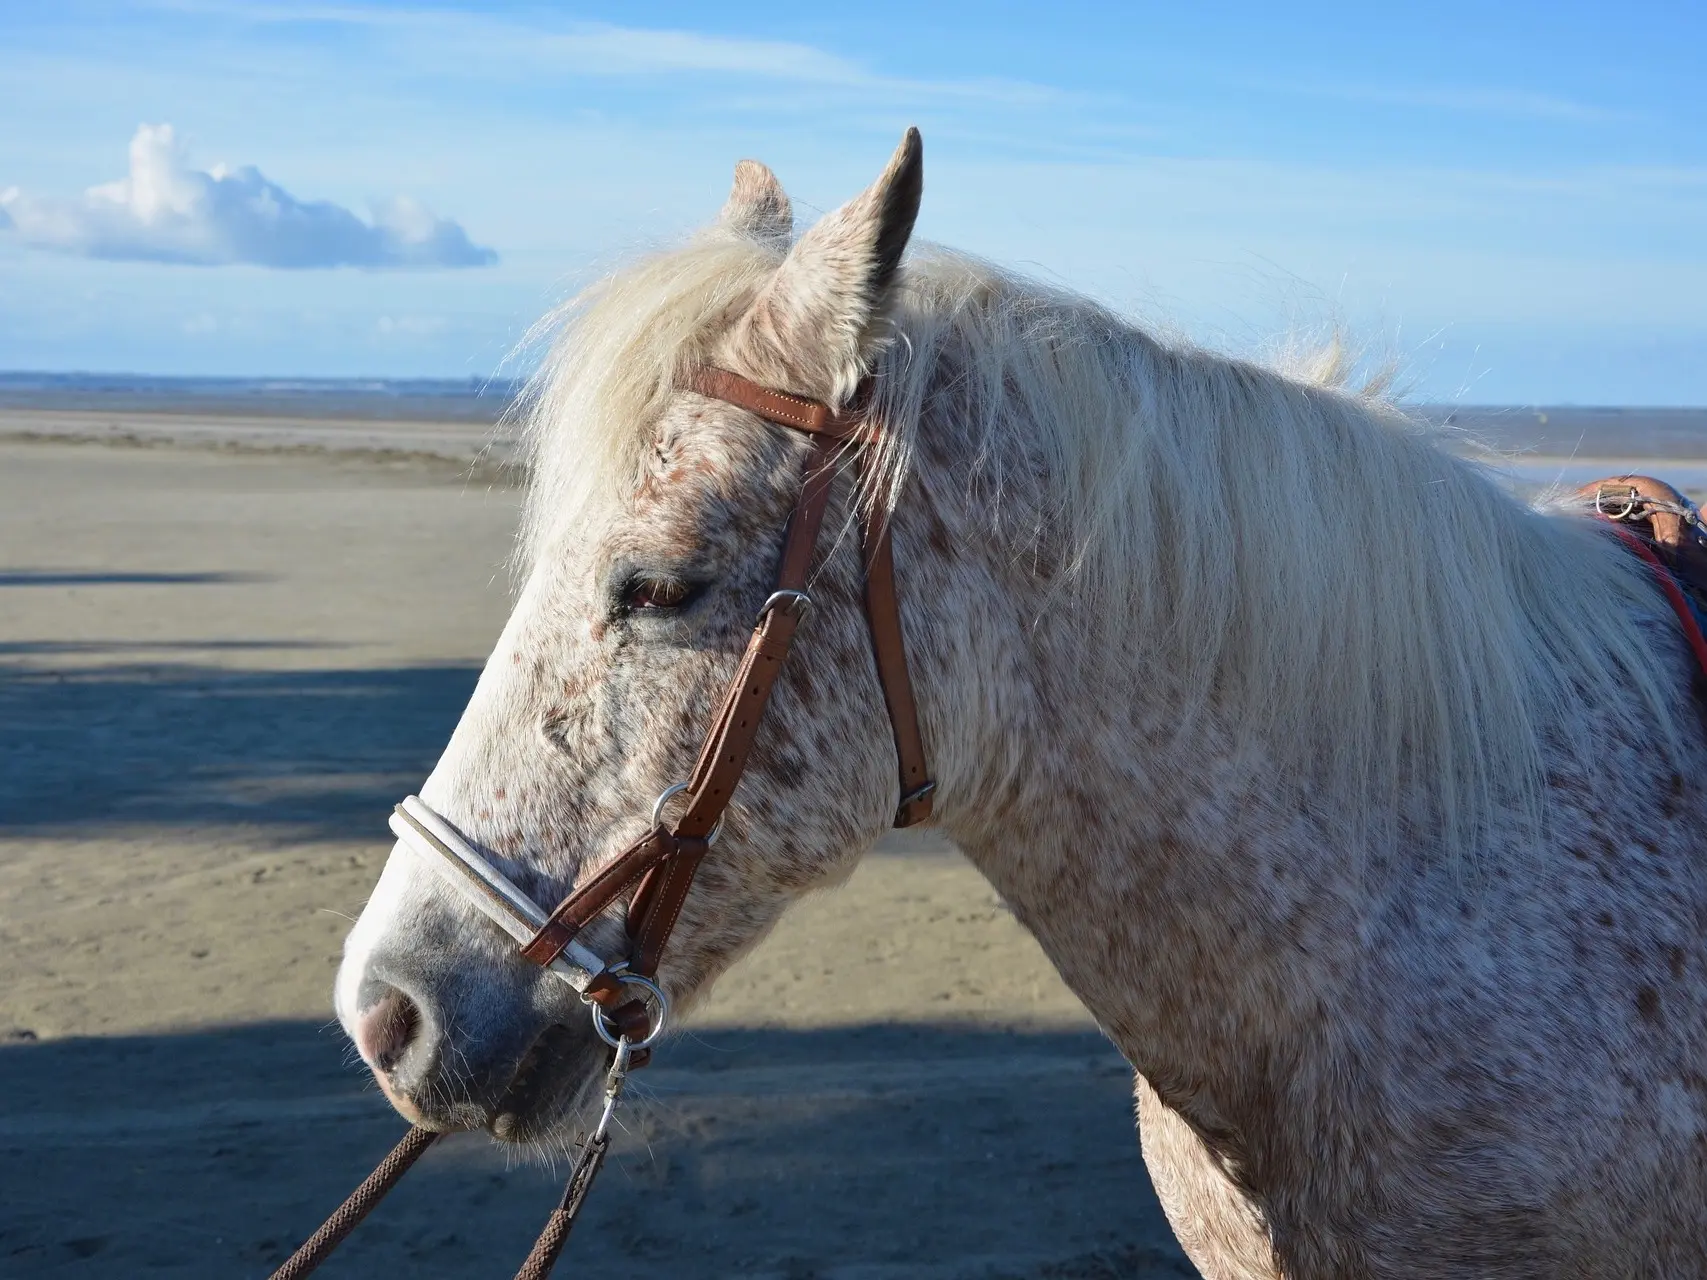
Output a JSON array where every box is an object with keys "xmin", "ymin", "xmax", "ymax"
[{"xmin": 688, "ymin": 366, "xmax": 874, "ymax": 441}]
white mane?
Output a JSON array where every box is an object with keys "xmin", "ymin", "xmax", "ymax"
[{"xmin": 516, "ymin": 235, "xmax": 1684, "ymax": 854}]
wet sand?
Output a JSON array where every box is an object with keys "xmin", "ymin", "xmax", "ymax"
[{"xmin": 0, "ymin": 436, "xmax": 1184, "ymax": 1278}]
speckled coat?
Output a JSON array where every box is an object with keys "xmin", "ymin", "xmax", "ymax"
[{"xmin": 336, "ymin": 133, "xmax": 1707, "ymax": 1277}]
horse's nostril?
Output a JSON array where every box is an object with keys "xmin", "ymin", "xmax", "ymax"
[{"xmin": 355, "ymin": 987, "xmax": 422, "ymax": 1075}]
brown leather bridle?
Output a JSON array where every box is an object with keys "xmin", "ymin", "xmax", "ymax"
[
  {"xmin": 268, "ymin": 366, "xmax": 935, "ymax": 1280},
  {"xmin": 516, "ymin": 366, "xmax": 935, "ymax": 1051}
]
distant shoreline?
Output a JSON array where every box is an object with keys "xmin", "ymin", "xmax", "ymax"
[
  {"xmin": 0, "ymin": 372, "xmax": 523, "ymax": 425},
  {"xmin": 0, "ymin": 407, "xmax": 514, "ymax": 473},
  {"xmin": 3, "ymin": 372, "xmax": 1706, "ymax": 465}
]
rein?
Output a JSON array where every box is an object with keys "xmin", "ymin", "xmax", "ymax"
[{"xmin": 267, "ymin": 367, "xmax": 934, "ymax": 1280}]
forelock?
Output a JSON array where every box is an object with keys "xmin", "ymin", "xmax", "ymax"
[{"xmin": 511, "ymin": 235, "xmax": 785, "ymax": 567}]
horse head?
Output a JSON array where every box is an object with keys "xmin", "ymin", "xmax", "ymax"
[{"xmin": 333, "ymin": 132, "xmax": 956, "ymax": 1145}]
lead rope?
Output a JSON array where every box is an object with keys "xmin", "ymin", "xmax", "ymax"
[
  {"xmin": 266, "ymin": 1124, "xmax": 439, "ymax": 1280},
  {"xmin": 267, "ymin": 1033, "xmax": 639, "ymax": 1280},
  {"xmin": 511, "ymin": 1038, "xmax": 634, "ymax": 1280}
]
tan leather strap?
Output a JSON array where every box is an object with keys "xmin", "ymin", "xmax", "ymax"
[
  {"xmin": 625, "ymin": 836, "xmax": 708, "ymax": 977},
  {"xmin": 519, "ymin": 366, "xmax": 934, "ymax": 995},
  {"xmin": 519, "ymin": 433, "xmax": 836, "ymax": 975},
  {"xmin": 518, "ymin": 827, "xmax": 676, "ymax": 968},
  {"xmin": 860, "ymin": 455, "xmax": 934, "ymax": 827},
  {"xmin": 688, "ymin": 366, "xmax": 872, "ymax": 440},
  {"xmin": 621, "ymin": 435, "xmax": 839, "ymax": 977},
  {"xmin": 679, "ymin": 433, "xmax": 838, "ymax": 836}
]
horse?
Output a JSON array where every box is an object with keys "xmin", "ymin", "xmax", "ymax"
[{"xmin": 333, "ymin": 130, "xmax": 1707, "ymax": 1278}]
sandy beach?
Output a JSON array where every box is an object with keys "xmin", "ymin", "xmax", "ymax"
[
  {"xmin": 0, "ymin": 424, "xmax": 1186, "ymax": 1279},
  {"xmin": 3, "ymin": 397, "xmax": 1703, "ymax": 1278}
]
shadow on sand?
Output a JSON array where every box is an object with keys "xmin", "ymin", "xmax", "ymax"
[
  {"xmin": 0, "ymin": 1020, "xmax": 1188, "ymax": 1279},
  {"xmin": 0, "ymin": 661, "xmax": 481, "ymax": 837},
  {"xmin": 0, "ymin": 656, "xmax": 959, "ymax": 854}
]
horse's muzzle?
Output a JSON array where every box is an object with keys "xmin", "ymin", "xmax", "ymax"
[{"xmin": 344, "ymin": 949, "xmax": 605, "ymax": 1141}]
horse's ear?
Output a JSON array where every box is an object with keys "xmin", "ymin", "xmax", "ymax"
[
  {"xmin": 732, "ymin": 128, "xmax": 922, "ymax": 393},
  {"xmin": 719, "ymin": 160, "xmax": 792, "ymax": 247}
]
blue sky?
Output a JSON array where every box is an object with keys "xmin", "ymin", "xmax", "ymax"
[{"xmin": 0, "ymin": 1, "xmax": 1701, "ymax": 404}]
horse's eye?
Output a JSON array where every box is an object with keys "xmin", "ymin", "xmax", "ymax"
[{"xmin": 623, "ymin": 577, "xmax": 693, "ymax": 611}]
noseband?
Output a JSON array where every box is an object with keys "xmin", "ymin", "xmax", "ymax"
[{"xmin": 270, "ymin": 368, "xmax": 935, "ymax": 1280}]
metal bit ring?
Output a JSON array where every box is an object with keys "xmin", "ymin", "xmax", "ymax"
[{"xmin": 587, "ymin": 971, "xmax": 670, "ymax": 1051}]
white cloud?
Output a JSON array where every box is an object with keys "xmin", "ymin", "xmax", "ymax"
[{"xmin": 0, "ymin": 124, "xmax": 496, "ymax": 269}]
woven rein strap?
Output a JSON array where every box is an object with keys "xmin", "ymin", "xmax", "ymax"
[
  {"xmin": 267, "ymin": 1126, "xmax": 438, "ymax": 1280},
  {"xmin": 518, "ymin": 367, "xmax": 934, "ymax": 996},
  {"xmin": 269, "ymin": 1123, "xmax": 595, "ymax": 1280}
]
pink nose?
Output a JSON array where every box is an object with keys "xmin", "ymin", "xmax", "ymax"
[{"xmin": 353, "ymin": 987, "xmax": 422, "ymax": 1075}]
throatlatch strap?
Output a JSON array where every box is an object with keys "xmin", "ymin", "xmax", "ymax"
[{"xmin": 858, "ymin": 455, "xmax": 934, "ymax": 827}]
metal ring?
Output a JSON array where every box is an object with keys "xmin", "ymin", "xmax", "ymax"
[
  {"xmin": 650, "ymin": 781, "xmax": 723, "ymax": 844},
  {"xmin": 587, "ymin": 972, "xmax": 669, "ymax": 1051},
  {"xmin": 759, "ymin": 589, "xmax": 812, "ymax": 622},
  {"xmin": 1595, "ymin": 485, "xmax": 1639, "ymax": 521}
]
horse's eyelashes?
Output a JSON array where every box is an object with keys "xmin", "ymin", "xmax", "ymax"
[{"xmin": 621, "ymin": 576, "xmax": 697, "ymax": 612}]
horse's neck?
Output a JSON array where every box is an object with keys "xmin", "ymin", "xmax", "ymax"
[
  {"xmin": 901, "ymin": 371, "xmax": 1368, "ymax": 1104},
  {"xmin": 943, "ymin": 655, "xmax": 1357, "ymax": 1090}
]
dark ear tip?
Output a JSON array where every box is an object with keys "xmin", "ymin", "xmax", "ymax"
[
  {"xmin": 870, "ymin": 133, "xmax": 923, "ymax": 291},
  {"xmin": 898, "ymin": 127, "xmax": 923, "ymax": 176},
  {"xmin": 886, "ymin": 127, "xmax": 925, "ymax": 220}
]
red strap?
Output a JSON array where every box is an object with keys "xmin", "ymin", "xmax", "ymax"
[{"xmin": 1606, "ymin": 524, "xmax": 1707, "ymax": 681}]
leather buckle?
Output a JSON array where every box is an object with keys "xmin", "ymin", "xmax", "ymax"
[
  {"xmin": 893, "ymin": 780, "xmax": 936, "ymax": 827},
  {"xmin": 758, "ymin": 589, "xmax": 812, "ymax": 623}
]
